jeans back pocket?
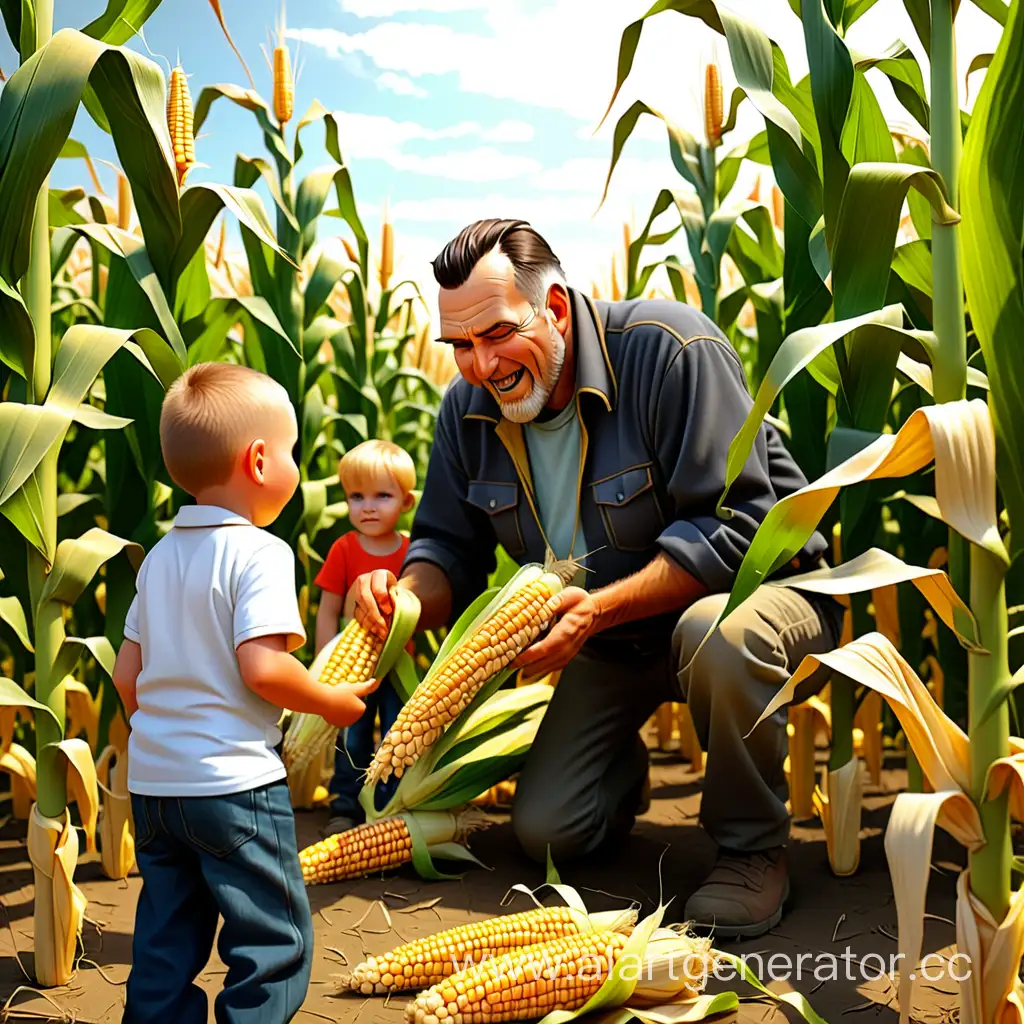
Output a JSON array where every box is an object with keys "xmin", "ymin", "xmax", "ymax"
[{"xmin": 178, "ymin": 788, "xmax": 258, "ymax": 858}]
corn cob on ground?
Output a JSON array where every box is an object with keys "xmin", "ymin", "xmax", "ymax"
[
  {"xmin": 367, "ymin": 560, "xmax": 580, "ymax": 786},
  {"xmin": 299, "ymin": 808, "xmax": 490, "ymax": 885},
  {"xmin": 404, "ymin": 930, "xmax": 628, "ymax": 1024},
  {"xmin": 338, "ymin": 905, "xmax": 639, "ymax": 994}
]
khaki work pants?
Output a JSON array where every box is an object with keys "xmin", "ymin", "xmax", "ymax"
[{"xmin": 510, "ymin": 585, "xmax": 844, "ymax": 862}]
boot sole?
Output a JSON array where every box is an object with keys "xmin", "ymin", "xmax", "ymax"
[{"xmin": 685, "ymin": 877, "xmax": 790, "ymax": 942}]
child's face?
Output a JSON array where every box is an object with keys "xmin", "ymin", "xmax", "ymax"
[
  {"xmin": 345, "ymin": 470, "xmax": 411, "ymax": 538},
  {"xmin": 249, "ymin": 400, "xmax": 300, "ymax": 527}
]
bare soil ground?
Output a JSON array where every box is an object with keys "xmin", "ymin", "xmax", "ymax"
[{"xmin": 1, "ymin": 733, "xmax": 968, "ymax": 1024}]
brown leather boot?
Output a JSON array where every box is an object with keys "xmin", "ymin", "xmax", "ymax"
[{"xmin": 682, "ymin": 846, "xmax": 789, "ymax": 940}]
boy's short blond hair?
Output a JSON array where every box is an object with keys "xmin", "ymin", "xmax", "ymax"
[
  {"xmin": 160, "ymin": 362, "xmax": 292, "ymax": 495},
  {"xmin": 339, "ymin": 439, "xmax": 416, "ymax": 497}
]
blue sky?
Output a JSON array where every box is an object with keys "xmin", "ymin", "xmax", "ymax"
[{"xmin": 0, "ymin": 0, "xmax": 1002, "ymax": 328}]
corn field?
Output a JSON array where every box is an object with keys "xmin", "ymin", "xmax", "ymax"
[{"xmin": 0, "ymin": 0, "xmax": 1023, "ymax": 1022}]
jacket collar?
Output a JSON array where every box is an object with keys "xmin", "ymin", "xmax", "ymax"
[
  {"xmin": 463, "ymin": 286, "xmax": 617, "ymax": 423},
  {"xmin": 173, "ymin": 504, "xmax": 252, "ymax": 528}
]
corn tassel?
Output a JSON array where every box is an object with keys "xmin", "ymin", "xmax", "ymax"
[
  {"xmin": 299, "ymin": 808, "xmax": 490, "ymax": 885},
  {"xmin": 339, "ymin": 904, "xmax": 638, "ymax": 995},
  {"xmin": 1, "ymin": 742, "xmax": 37, "ymax": 819},
  {"xmin": 703, "ymin": 63, "xmax": 723, "ymax": 148},
  {"xmin": 380, "ymin": 214, "xmax": 394, "ymax": 292},
  {"xmin": 167, "ymin": 65, "xmax": 195, "ymax": 188},
  {"xmin": 27, "ymin": 807, "xmax": 88, "ymax": 987},
  {"xmin": 96, "ymin": 745, "xmax": 134, "ymax": 880},
  {"xmin": 368, "ymin": 559, "xmax": 580, "ymax": 785}
]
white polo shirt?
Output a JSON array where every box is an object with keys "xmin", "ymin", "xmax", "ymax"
[{"xmin": 123, "ymin": 504, "xmax": 306, "ymax": 796}]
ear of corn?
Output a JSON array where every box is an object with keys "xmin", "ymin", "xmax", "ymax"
[
  {"xmin": 167, "ymin": 65, "xmax": 195, "ymax": 188},
  {"xmin": 282, "ymin": 586, "xmax": 420, "ymax": 775},
  {"xmin": 380, "ymin": 213, "xmax": 394, "ymax": 292},
  {"xmin": 401, "ymin": 900, "xmax": 717, "ymax": 1024},
  {"xmin": 273, "ymin": 5, "xmax": 294, "ymax": 126},
  {"xmin": 338, "ymin": 904, "xmax": 639, "ymax": 995},
  {"xmin": 703, "ymin": 63, "xmax": 723, "ymax": 148},
  {"xmin": 367, "ymin": 559, "xmax": 580, "ymax": 786},
  {"xmin": 299, "ymin": 808, "xmax": 490, "ymax": 885}
]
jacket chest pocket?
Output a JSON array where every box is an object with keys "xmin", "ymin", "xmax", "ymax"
[
  {"xmin": 591, "ymin": 464, "xmax": 664, "ymax": 553},
  {"xmin": 466, "ymin": 480, "xmax": 526, "ymax": 558}
]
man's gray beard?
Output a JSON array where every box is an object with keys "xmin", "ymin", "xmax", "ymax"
[{"xmin": 498, "ymin": 325, "xmax": 566, "ymax": 424}]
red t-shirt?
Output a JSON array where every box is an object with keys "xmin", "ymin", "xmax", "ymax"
[{"xmin": 315, "ymin": 531, "xmax": 410, "ymax": 598}]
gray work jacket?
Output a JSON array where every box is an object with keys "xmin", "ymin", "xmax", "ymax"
[{"xmin": 404, "ymin": 287, "xmax": 834, "ymax": 658}]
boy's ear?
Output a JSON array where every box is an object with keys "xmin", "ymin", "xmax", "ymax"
[
  {"xmin": 244, "ymin": 439, "xmax": 267, "ymax": 484},
  {"xmin": 402, "ymin": 491, "xmax": 416, "ymax": 511}
]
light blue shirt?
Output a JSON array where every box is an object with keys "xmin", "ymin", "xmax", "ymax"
[{"xmin": 525, "ymin": 401, "xmax": 589, "ymax": 588}]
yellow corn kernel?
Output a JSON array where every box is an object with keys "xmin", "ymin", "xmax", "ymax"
[
  {"xmin": 704, "ymin": 62, "xmax": 723, "ymax": 148},
  {"xmin": 339, "ymin": 907, "xmax": 586, "ymax": 994},
  {"xmin": 368, "ymin": 573, "xmax": 561, "ymax": 785},
  {"xmin": 167, "ymin": 65, "xmax": 195, "ymax": 188},
  {"xmin": 404, "ymin": 931, "xmax": 628, "ymax": 1024}
]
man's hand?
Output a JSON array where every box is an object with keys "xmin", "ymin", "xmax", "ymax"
[
  {"xmin": 350, "ymin": 570, "xmax": 398, "ymax": 639},
  {"xmin": 512, "ymin": 587, "xmax": 599, "ymax": 680}
]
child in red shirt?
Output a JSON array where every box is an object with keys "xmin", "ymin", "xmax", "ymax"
[{"xmin": 314, "ymin": 439, "xmax": 417, "ymax": 836}]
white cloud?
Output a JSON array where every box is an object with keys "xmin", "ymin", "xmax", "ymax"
[
  {"xmin": 318, "ymin": 110, "xmax": 541, "ymax": 179},
  {"xmin": 377, "ymin": 71, "xmax": 428, "ymax": 98},
  {"xmin": 340, "ymin": 0, "xmax": 497, "ymax": 16}
]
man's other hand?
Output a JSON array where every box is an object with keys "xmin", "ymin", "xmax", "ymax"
[
  {"xmin": 512, "ymin": 587, "xmax": 597, "ymax": 679},
  {"xmin": 351, "ymin": 570, "xmax": 397, "ymax": 639}
]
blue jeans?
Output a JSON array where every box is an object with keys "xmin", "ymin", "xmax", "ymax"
[
  {"xmin": 329, "ymin": 677, "xmax": 402, "ymax": 820},
  {"xmin": 124, "ymin": 779, "xmax": 313, "ymax": 1024}
]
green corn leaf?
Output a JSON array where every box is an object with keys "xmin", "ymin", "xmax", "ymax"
[
  {"xmin": 389, "ymin": 650, "xmax": 420, "ymax": 704},
  {"xmin": 304, "ymin": 251, "xmax": 347, "ymax": 328},
  {"xmin": 0, "ymin": 595, "xmax": 32, "ymax": 651},
  {"xmin": 901, "ymin": 0, "xmax": 931, "ymax": 54},
  {"xmin": 173, "ymin": 182, "xmax": 294, "ymax": 287},
  {"xmin": 716, "ymin": 129, "xmax": 770, "ymax": 204},
  {"xmin": 0, "ymin": 403, "xmax": 72, "ymax": 505},
  {"xmin": 0, "ymin": 29, "xmax": 180, "ymax": 287},
  {"xmin": 960, "ymin": 0, "xmax": 1024, "ymax": 562},
  {"xmin": 51, "ymin": 634, "xmax": 116, "ymax": 685},
  {"xmin": 0, "ymin": 675, "xmax": 61, "ymax": 730},
  {"xmin": 854, "ymin": 41, "xmax": 929, "ymax": 132},
  {"xmin": 0, "ymin": 472, "xmax": 48, "ymax": 561},
  {"xmin": 970, "ymin": 0, "xmax": 1009, "ymax": 23},
  {"xmin": 718, "ymin": 305, "xmax": 908, "ymax": 514},
  {"xmin": 892, "ymin": 240, "xmax": 932, "ymax": 297},
  {"xmin": 839, "ymin": 70, "xmax": 896, "ymax": 166},
  {"xmin": 193, "ymin": 83, "xmax": 290, "ymax": 172},
  {"xmin": 831, "ymin": 163, "xmax": 959, "ymax": 320},
  {"xmin": 56, "ymin": 493, "xmax": 97, "ymax": 517},
  {"xmin": 82, "ymin": 0, "xmax": 166, "ymax": 43},
  {"xmin": 404, "ymin": 812, "xmax": 475, "ymax": 881},
  {"xmin": 47, "ymin": 324, "xmax": 179, "ymax": 412},
  {"xmin": 234, "ymin": 154, "xmax": 298, "ymax": 231},
  {"xmin": 0, "ymin": 275, "xmax": 34, "ymax": 380},
  {"xmin": 68, "ymin": 225, "xmax": 186, "ymax": 364},
  {"xmin": 39, "ymin": 527, "xmax": 144, "ymax": 609}
]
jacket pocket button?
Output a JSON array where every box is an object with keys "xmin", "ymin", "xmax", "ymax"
[
  {"xmin": 489, "ymin": 498, "xmax": 497, "ymax": 509},
  {"xmin": 616, "ymin": 492, "xmax": 624, "ymax": 502}
]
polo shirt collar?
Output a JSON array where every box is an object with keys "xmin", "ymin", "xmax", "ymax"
[
  {"xmin": 463, "ymin": 285, "xmax": 617, "ymax": 422},
  {"xmin": 173, "ymin": 505, "xmax": 252, "ymax": 528}
]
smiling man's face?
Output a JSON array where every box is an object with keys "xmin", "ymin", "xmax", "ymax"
[{"xmin": 438, "ymin": 248, "xmax": 568, "ymax": 423}]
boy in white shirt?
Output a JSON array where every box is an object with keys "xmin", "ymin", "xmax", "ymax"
[{"xmin": 112, "ymin": 362, "xmax": 379, "ymax": 1023}]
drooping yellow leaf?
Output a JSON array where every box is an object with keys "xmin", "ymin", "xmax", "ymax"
[
  {"xmin": 773, "ymin": 547, "xmax": 980, "ymax": 649},
  {"xmin": 885, "ymin": 793, "xmax": 985, "ymax": 1024},
  {"xmin": 751, "ymin": 633, "xmax": 977, "ymax": 808},
  {"xmin": 0, "ymin": 742, "xmax": 36, "ymax": 818},
  {"xmin": 955, "ymin": 871, "xmax": 1024, "ymax": 1024},
  {"xmin": 59, "ymin": 737, "xmax": 99, "ymax": 853},
  {"xmin": 27, "ymin": 808, "xmax": 87, "ymax": 987},
  {"xmin": 921, "ymin": 400, "xmax": 1008, "ymax": 562}
]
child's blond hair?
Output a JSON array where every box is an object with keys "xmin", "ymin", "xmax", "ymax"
[
  {"xmin": 339, "ymin": 439, "xmax": 416, "ymax": 498},
  {"xmin": 160, "ymin": 362, "xmax": 291, "ymax": 495}
]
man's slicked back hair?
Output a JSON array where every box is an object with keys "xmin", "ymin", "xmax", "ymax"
[{"xmin": 431, "ymin": 218, "xmax": 565, "ymax": 307}]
